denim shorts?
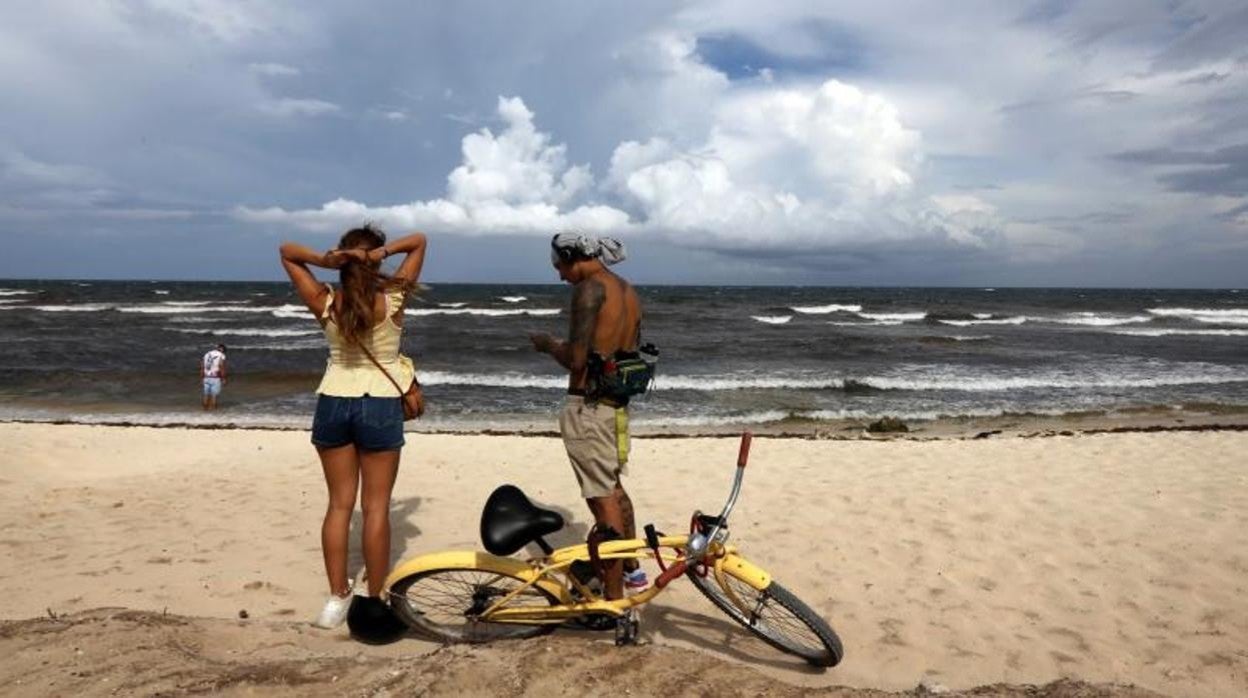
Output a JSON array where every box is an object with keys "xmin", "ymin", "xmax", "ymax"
[
  {"xmin": 202, "ymin": 377, "xmax": 222, "ymax": 397},
  {"xmin": 311, "ymin": 394, "xmax": 405, "ymax": 451}
]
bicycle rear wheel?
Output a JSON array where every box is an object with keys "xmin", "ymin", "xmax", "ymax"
[
  {"xmin": 389, "ymin": 567, "xmax": 561, "ymax": 643},
  {"xmin": 689, "ymin": 564, "xmax": 843, "ymax": 667}
]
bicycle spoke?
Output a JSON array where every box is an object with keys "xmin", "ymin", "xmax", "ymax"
[
  {"xmin": 391, "ymin": 567, "xmax": 561, "ymax": 643},
  {"xmin": 691, "ymin": 568, "xmax": 837, "ymax": 663},
  {"xmin": 748, "ymin": 591, "xmax": 768, "ymax": 625}
]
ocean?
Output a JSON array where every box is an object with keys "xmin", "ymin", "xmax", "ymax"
[{"xmin": 1, "ymin": 280, "xmax": 1246, "ymax": 433}]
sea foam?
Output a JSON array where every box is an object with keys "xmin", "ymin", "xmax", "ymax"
[
  {"xmin": 859, "ymin": 311, "xmax": 927, "ymax": 322},
  {"xmin": 1112, "ymin": 328, "xmax": 1248, "ymax": 337},
  {"xmin": 1045, "ymin": 313, "xmax": 1151, "ymax": 326},
  {"xmin": 938, "ymin": 316, "xmax": 1027, "ymax": 326},
  {"xmin": 166, "ymin": 327, "xmax": 321, "ymax": 337},
  {"xmin": 406, "ymin": 307, "xmax": 560, "ymax": 317},
  {"xmin": 790, "ymin": 304, "xmax": 862, "ymax": 314},
  {"xmin": 1147, "ymin": 307, "xmax": 1248, "ymax": 325}
]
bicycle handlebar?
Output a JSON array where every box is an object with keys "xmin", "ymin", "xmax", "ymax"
[
  {"xmin": 686, "ymin": 432, "xmax": 753, "ymax": 561},
  {"xmin": 737, "ymin": 431, "xmax": 752, "ymax": 468}
]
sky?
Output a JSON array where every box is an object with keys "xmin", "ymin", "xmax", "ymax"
[{"xmin": 1, "ymin": 1, "xmax": 1246, "ymax": 286}]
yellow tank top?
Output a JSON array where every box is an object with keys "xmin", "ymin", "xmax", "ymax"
[{"xmin": 315, "ymin": 285, "xmax": 415, "ymax": 397}]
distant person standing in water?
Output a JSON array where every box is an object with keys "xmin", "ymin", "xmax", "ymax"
[
  {"xmin": 279, "ymin": 224, "xmax": 427, "ymax": 632},
  {"xmin": 530, "ymin": 232, "xmax": 648, "ymax": 601},
  {"xmin": 200, "ymin": 344, "xmax": 227, "ymax": 410}
]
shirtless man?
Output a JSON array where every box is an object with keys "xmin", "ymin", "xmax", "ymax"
[{"xmin": 530, "ymin": 232, "xmax": 644, "ymax": 600}]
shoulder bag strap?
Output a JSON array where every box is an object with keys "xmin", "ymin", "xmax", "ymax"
[
  {"xmin": 358, "ymin": 341, "xmax": 408, "ymax": 395},
  {"xmin": 331, "ymin": 305, "xmax": 408, "ymax": 394}
]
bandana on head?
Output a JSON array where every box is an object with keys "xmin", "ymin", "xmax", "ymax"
[{"xmin": 550, "ymin": 232, "xmax": 627, "ymax": 266}]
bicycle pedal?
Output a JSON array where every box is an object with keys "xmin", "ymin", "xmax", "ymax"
[{"xmin": 614, "ymin": 610, "xmax": 640, "ymax": 646}]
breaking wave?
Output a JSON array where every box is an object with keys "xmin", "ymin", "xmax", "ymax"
[
  {"xmin": 165, "ymin": 327, "xmax": 321, "ymax": 337},
  {"xmin": 406, "ymin": 307, "xmax": 560, "ymax": 317},
  {"xmin": 790, "ymin": 303, "xmax": 862, "ymax": 314}
]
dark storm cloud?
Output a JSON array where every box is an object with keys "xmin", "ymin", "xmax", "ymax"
[
  {"xmin": 1, "ymin": 1, "xmax": 1247, "ymax": 286},
  {"xmin": 1113, "ymin": 144, "xmax": 1248, "ymax": 196},
  {"xmin": 1149, "ymin": 4, "xmax": 1248, "ymax": 73}
]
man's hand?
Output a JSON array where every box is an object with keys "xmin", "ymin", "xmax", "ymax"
[{"xmin": 529, "ymin": 332, "xmax": 559, "ymax": 355}]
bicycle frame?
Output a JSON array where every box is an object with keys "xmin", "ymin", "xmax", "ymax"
[
  {"xmin": 382, "ymin": 536, "xmax": 772, "ymax": 625},
  {"xmin": 383, "ymin": 433, "xmax": 765, "ymax": 626}
]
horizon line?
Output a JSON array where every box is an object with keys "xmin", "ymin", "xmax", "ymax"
[{"xmin": 0, "ymin": 276, "xmax": 1243, "ymax": 291}]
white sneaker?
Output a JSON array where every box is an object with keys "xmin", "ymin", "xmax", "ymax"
[{"xmin": 314, "ymin": 585, "xmax": 354, "ymax": 629}]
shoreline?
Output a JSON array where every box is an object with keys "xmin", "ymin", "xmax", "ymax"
[{"xmin": 4, "ymin": 406, "xmax": 1248, "ymax": 441}]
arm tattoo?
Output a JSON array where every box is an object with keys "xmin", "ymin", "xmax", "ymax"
[{"xmin": 568, "ymin": 280, "xmax": 605, "ymax": 351}]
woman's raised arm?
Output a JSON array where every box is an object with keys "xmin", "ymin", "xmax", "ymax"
[
  {"xmin": 371, "ymin": 232, "xmax": 427, "ymax": 285},
  {"xmin": 280, "ymin": 242, "xmax": 346, "ymax": 319}
]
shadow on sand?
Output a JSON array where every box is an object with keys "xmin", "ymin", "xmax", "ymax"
[{"xmin": 345, "ymin": 495, "xmax": 423, "ymax": 581}]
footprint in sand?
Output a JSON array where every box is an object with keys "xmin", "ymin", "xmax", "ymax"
[
  {"xmin": 79, "ymin": 565, "xmax": 123, "ymax": 577},
  {"xmin": 878, "ymin": 618, "xmax": 908, "ymax": 647},
  {"xmin": 243, "ymin": 580, "xmax": 289, "ymax": 595},
  {"xmin": 1050, "ymin": 650, "xmax": 1079, "ymax": 664},
  {"xmin": 1044, "ymin": 626, "xmax": 1091, "ymax": 653}
]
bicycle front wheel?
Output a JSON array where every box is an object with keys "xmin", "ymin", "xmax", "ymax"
[
  {"xmin": 389, "ymin": 567, "xmax": 561, "ymax": 643},
  {"xmin": 689, "ymin": 563, "xmax": 843, "ymax": 667}
]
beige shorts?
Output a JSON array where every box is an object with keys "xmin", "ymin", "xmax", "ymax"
[{"xmin": 559, "ymin": 396, "xmax": 630, "ymax": 499}]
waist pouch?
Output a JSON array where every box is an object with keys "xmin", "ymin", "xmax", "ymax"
[{"xmin": 587, "ymin": 343, "xmax": 659, "ymax": 405}]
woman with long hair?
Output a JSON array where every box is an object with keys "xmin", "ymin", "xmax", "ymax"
[{"xmin": 279, "ymin": 224, "xmax": 427, "ymax": 630}]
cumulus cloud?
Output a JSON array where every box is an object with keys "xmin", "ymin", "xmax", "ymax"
[
  {"xmin": 239, "ymin": 50, "xmax": 998, "ymax": 254},
  {"xmin": 238, "ymin": 96, "xmax": 630, "ymax": 234},
  {"xmin": 604, "ymin": 77, "xmax": 965, "ymax": 250},
  {"xmin": 447, "ymin": 97, "xmax": 592, "ymax": 208}
]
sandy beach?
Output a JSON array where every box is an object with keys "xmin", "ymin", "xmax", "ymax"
[{"xmin": 2, "ymin": 422, "xmax": 1245, "ymax": 696}]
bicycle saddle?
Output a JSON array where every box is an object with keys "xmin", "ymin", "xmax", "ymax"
[{"xmin": 479, "ymin": 484, "xmax": 564, "ymax": 556}]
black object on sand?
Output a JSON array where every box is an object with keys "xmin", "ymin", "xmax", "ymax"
[{"xmin": 347, "ymin": 595, "xmax": 407, "ymax": 645}]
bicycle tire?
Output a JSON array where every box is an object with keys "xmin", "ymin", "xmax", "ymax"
[
  {"xmin": 389, "ymin": 566, "xmax": 561, "ymax": 643},
  {"xmin": 689, "ymin": 565, "xmax": 843, "ymax": 667}
]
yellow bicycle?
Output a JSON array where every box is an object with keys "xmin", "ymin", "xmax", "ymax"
[{"xmin": 382, "ymin": 433, "xmax": 844, "ymax": 667}]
